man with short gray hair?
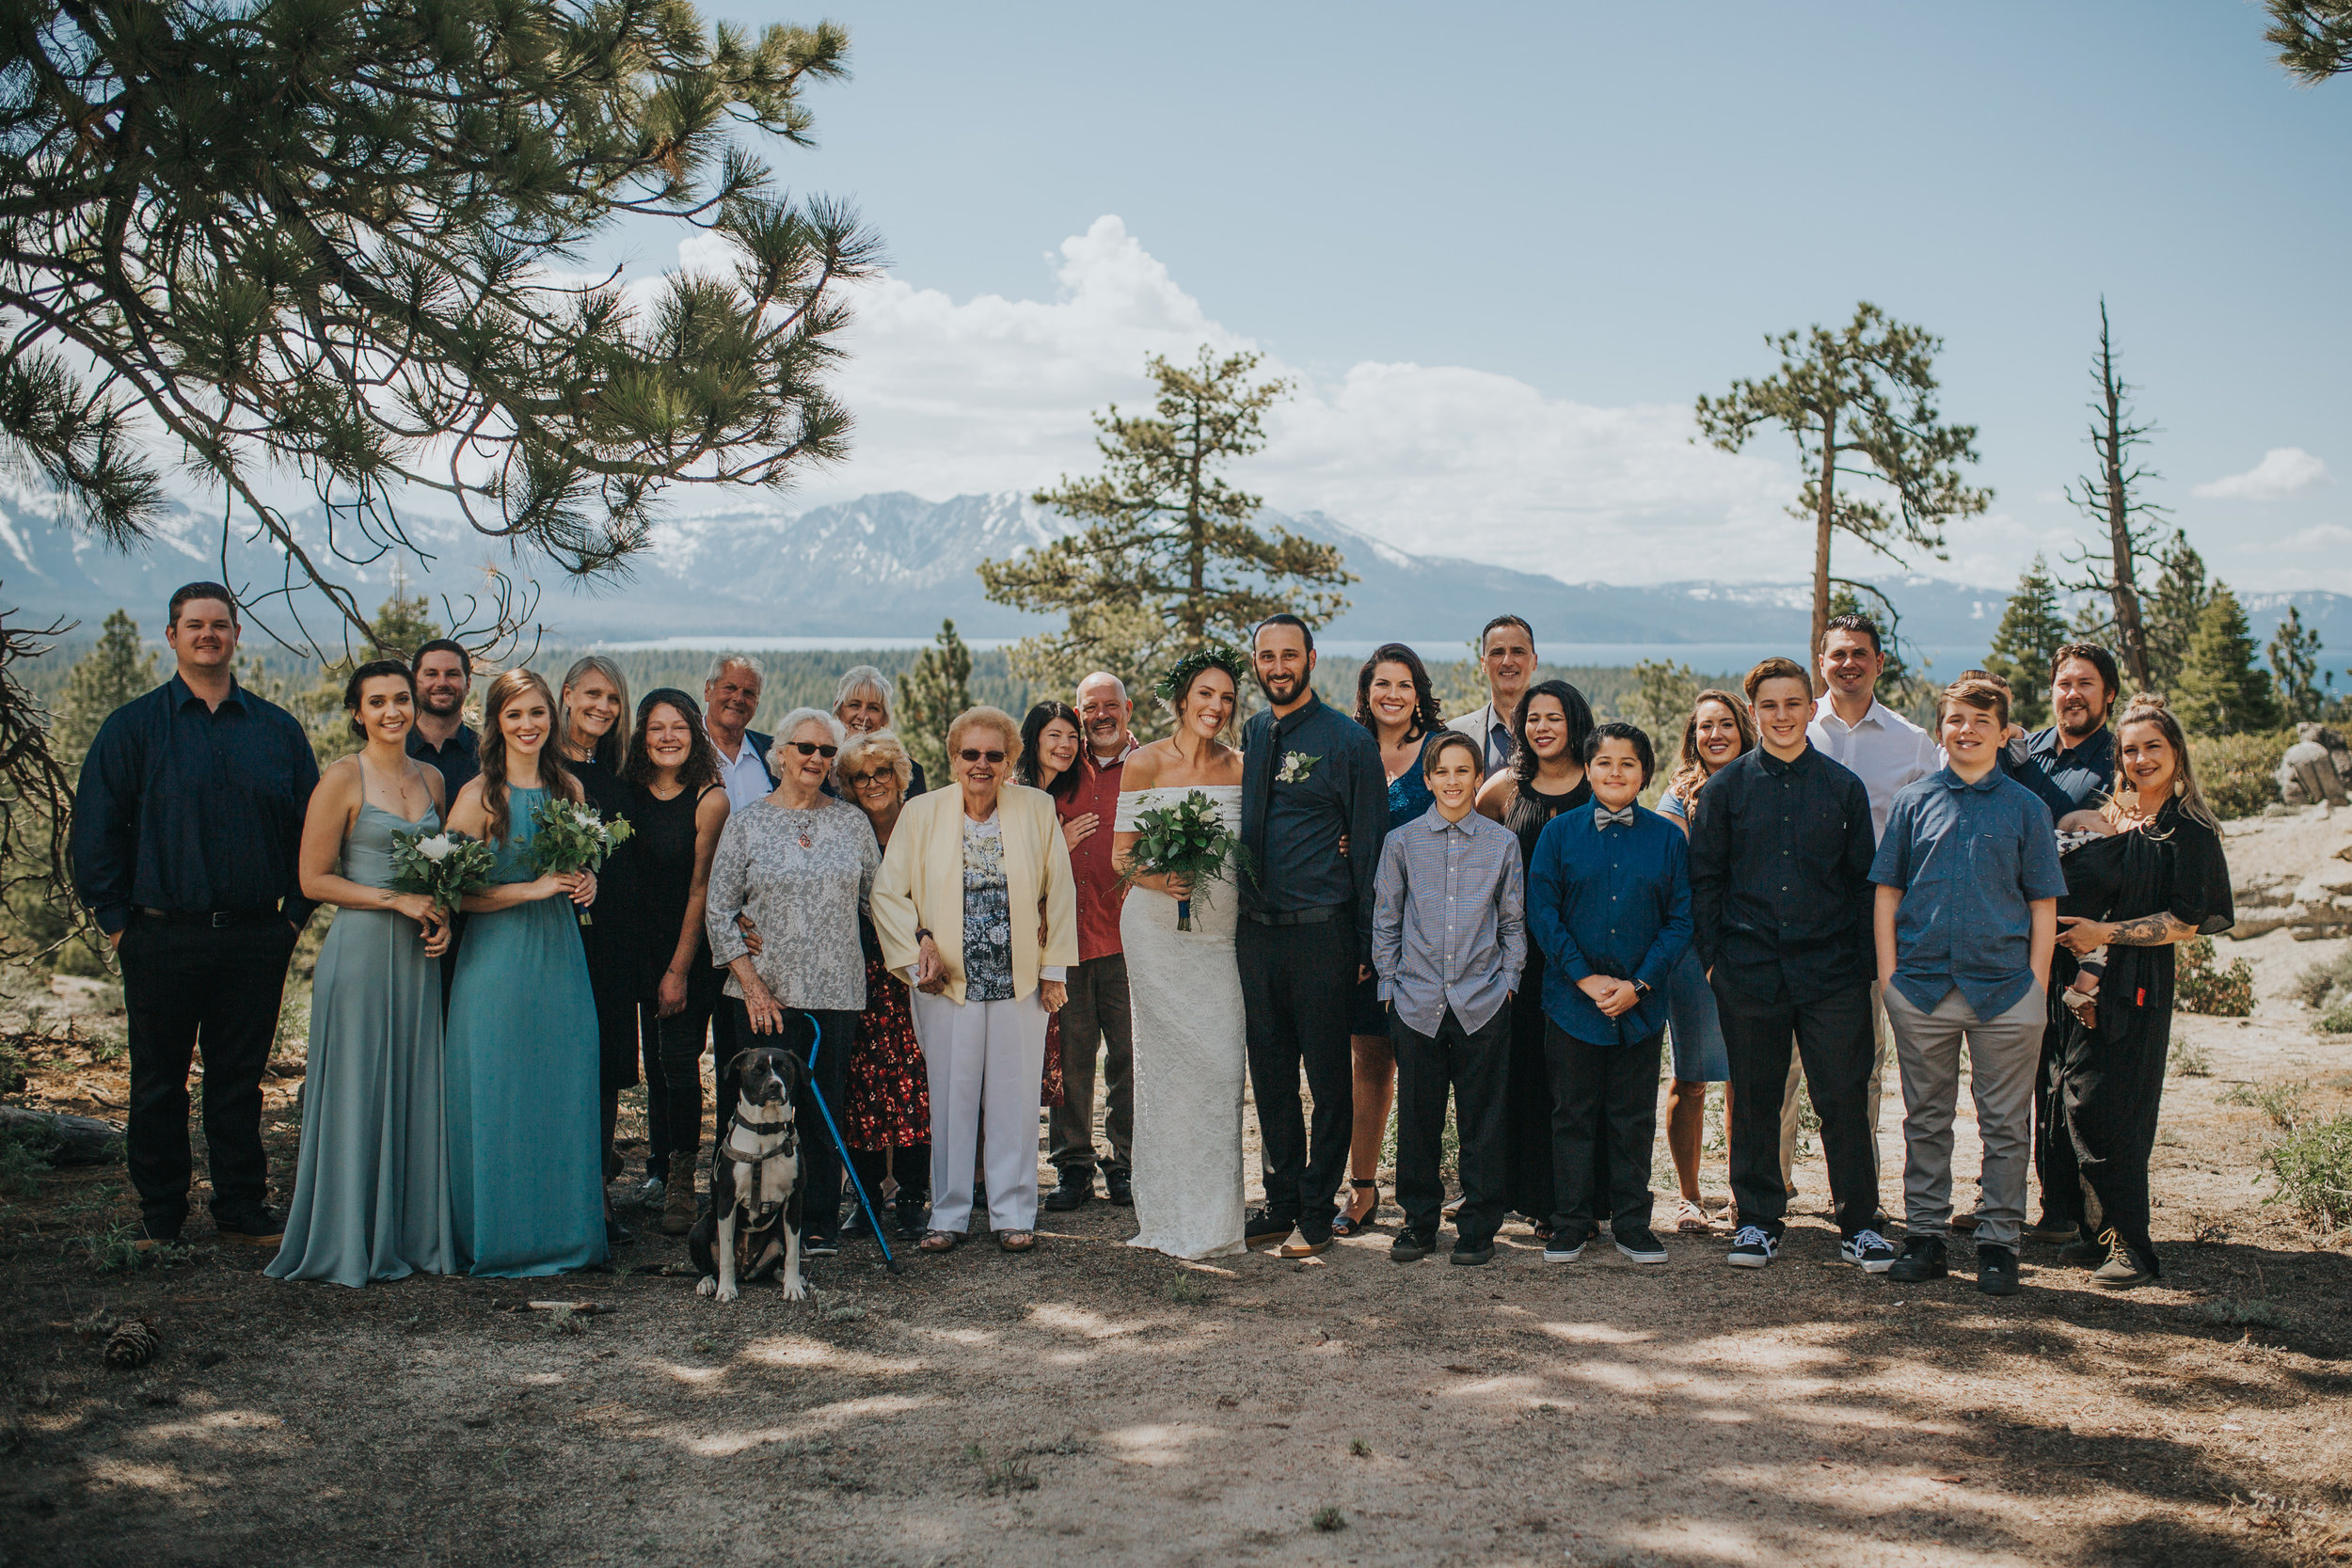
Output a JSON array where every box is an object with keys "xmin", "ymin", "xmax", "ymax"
[
  {"xmin": 704, "ymin": 654, "xmax": 774, "ymax": 810},
  {"xmin": 1046, "ymin": 671, "xmax": 1140, "ymax": 1210}
]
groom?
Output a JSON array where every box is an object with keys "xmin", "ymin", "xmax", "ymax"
[{"xmin": 1238, "ymin": 614, "xmax": 1390, "ymax": 1257}]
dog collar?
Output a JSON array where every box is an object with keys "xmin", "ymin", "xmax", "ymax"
[{"xmin": 732, "ymin": 1114, "xmax": 793, "ymax": 1133}]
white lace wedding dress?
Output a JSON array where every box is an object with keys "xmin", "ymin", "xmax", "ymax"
[{"xmin": 1116, "ymin": 784, "xmax": 1247, "ymax": 1260}]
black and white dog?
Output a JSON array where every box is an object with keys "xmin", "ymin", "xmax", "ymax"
[{"xmin": 691, "ymin": 1046, "xmax": 808, "ymax": 1303}]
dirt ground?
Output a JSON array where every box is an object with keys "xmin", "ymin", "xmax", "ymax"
[{"xmin": 5, "ymin": 812, "xmax": 2351, "ymax": 1568}]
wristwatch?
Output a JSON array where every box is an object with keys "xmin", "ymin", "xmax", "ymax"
[{"xmin": 914, "ymin": 927, "xmax": 934, "ymax": 944}]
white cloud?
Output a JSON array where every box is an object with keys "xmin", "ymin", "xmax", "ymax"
[
  {"xmin": 781, "ymin": 214, "xmax": 1800, "ymax": 585},
  {"xmin": 2191, "ymin": 447, "xmax": 2330, "ymax": 501}
]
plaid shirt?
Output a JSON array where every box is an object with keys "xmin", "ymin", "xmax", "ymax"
[{"xmin": 1371, "ymin": 804, "xmax": 1527, "ymax": 1036}]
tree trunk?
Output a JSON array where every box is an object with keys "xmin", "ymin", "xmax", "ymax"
[
  {"xmin": 0, "ymin": 1104, "xmax": 124, "ymax": 1165},
  {"xmin": 1811, "ymin": 407, "xmax": 1838, "ymax": 692},
  {"xmin": 1183, "ymin": 403, "xmax": 1207, "ymax": 644},
  {"xmin": 2097, "ymin": 325, "xmax": 2153, "ymax": 689}
]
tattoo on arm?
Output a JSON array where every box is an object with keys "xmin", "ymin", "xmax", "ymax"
[{"xmin": 2107, "ymin": 912, "xmax": 2192, "ymax": 946}]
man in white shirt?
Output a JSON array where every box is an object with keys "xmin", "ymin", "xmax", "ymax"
[
  {"xmin": 1447, "ymin": 615, "xmax": 1536, "ymax": 775},
  {"xmin": 1795, "ymin": 610, "xmax": 1935, "ymax": 1203},
  {"xmin": 703, "ymin": 654, "xmax": 776, "ymax": 809}
]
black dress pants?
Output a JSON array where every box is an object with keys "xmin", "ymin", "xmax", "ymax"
[
  {"xmin": 2060, "ymin": 1000, "xmax": 2171, "ymax": 1274},
  {"xmin": 651, "ymin": 957, "xmax": 722, "ymax": 1183},
  {"xmin": 1392, "ymin": 1004, "xmax": 1512, "ymax": 1243},
  {"xmin": 719, "ymin": 1000, "xmax": 853, "ymax": 1243},
  {"xmin": 1238, "ymin": 915, "xmax": 1357, "ymax": 1239},
  {"xmin": 1545, "ymin": 1022, "xmax": 1663, "ymax": 1243},
  {"xmin": 1716, "ymin": 975, "xmax": 1878, "ymax": 1241},
  {"xmin": 118, "ymin": 915, "xmax": 298, "ymax": 1231},
  {"xmin": 2032, "ymin": 1002, "xmax": 2083, "ymax": 1233}
]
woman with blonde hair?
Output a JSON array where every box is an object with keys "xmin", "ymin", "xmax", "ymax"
[
  {"xmin": 833, "ymin": 664, "xmax": 928, "ymax": 796},
  {"xmin": 441, "ymin": 668, "xmax": 606, "ymax": 1275},
  {"xmin": 835, "ymin": 727, "xmax": 931, "ymax": 1234},
  {"xmin": 872, "ymin": 706, "xmax": 1077, "ymax": 1254},
  {"xmin": 559, "ymin": 654, "xmax": 647, "ymax": 1219},
  {"xmin": 1655, "ymin": 689, "xmax": 1756, "ymax": 1231},
  {"xmin": 2044, "ymin": 693, "xmax": 2233, "ymax": 1289}
]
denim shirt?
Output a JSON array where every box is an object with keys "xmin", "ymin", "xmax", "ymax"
[{"xmin": 1869, "ymin": 767, "xmax": 2069, "ymax": 1019}]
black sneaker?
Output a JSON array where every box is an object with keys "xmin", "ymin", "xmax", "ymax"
[
  {"xmin": 1543, "ymin": 1231, "xmax": 1590, "ymax": 1264},
  {"xmin": 1840, "ymin": 1229, "xmax": 1899, "ymax": 1273},
  {"xmin": 1244, "ymin": 1209, "xmax": 1293, "ymax": 1249},
  {"xmin": 1450, "ymin": 1238, "xmax": 1495, "ymax": 1266},
  {"xmin": 214, "ymin": 1207, "xmax": 284, "ymax": 1247},
  {"xmin": 1043, "ymin": 1174, "xmax": 1094, "ymax": 1212},
  {"xmin": 1613, "ymin": 1228, "xmax": 1668, "ymax": 1264},
  {"xmin": 1391, "ymin": 1230, "xmax": 1437, "ymax": 1263},
  {"xmin": 1104, "ymin": 1168, "xmax": 1134, "ymax": 1207},
  {"xmin": 1886, "ymin": 1234, "xmax": 1948, "ymax": 1283},
  {"xmin": 131, "ymin": 1214, "xmax": 185, "ymax": 1253},
  {"xmin": 1726, "ymin": 1226, "xmax": 1777, "ymax": 1268},
  {"xmin": 2058, "ymin": 1236, "xmax": 2106, "ymax": 1267},
  {"xmin": 803, "ymin": 1234, "xmax": 840, "ymax": 1259},
  {"xmin": 1976, "ymin": 1243, "xmax": 2021, "ymax": 1296}
]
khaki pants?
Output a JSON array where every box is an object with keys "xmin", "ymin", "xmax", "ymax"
[{"xmin": 1884, "ymin": 985, "xmax": 2045, "ymax": 1249}]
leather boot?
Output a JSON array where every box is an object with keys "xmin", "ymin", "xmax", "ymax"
[{"xmin": 660, "ymin": 1169, "xmax": 697, "ymax": 1236}]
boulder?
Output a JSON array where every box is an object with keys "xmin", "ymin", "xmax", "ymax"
[{"xmin": 2277, "ymin": 723, "xmax": 2351, "ymax": 809}]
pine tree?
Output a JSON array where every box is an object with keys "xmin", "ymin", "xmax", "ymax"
[
  {"xmin": 2175, "ymin": 588, "xmax": 2280, "ymax": 736},
  {"xmin": 978, "ymin": 348, "xmax": 1352, "ymax": 699},
  {"xmin": 54, "ymin": 610, "xmax": 160, "ymax": 758},
  {"xmin": 3, "ymin": 4, "xmax": 880, "ymax": 656},
  {"xmin": 2058, "ymin": 302, "xmax": 2166, "ymax": 689},
  {"xmin": 1695, "ymin": 303, "xmax": 1991, "ymax": 666},
  {"xmin": 1985, "ymin": 557, "xmax": 2068, "ymax": 730},
  {"xmin": 2267, "ymin": 0, "xmax": 2352, "ymax": 81},
  {"xmin": 299, "ymin": 591, "xmax": 445, "ymax": 765},
  {"xmin": 2268, "ymin": 605, "xmax": 2327, "ymax": 722},
  {"xmin": 2141, "ymin": 531, "xmax": 2215, "ymax": 693},
  {"xmin": 897, "ymin": 620, "xmax": 972, "ymax": 783}
]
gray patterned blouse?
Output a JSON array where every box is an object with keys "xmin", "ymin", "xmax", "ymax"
[{"xmin": 706, "ymin": 796, "xmax": 879, "ymax": 1010}]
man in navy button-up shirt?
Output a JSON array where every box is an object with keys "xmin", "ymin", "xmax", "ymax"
[
  {"xmin": 69, "ymin": 584, "xmax": 317, "ymax": 1248},
  {"xmin": 2007, "ymin": 642, "xmax": 2120, "ymax": 823},
  {"xmin": 1526, "ymin": 721, "xmax": 1690, "ymax": 1262},
  {"xmin": 1871, "ymin": 676, "xmax": 2064, "ymax": 1294}
]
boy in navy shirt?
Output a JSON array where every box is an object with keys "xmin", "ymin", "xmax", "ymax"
[
  {"xmin": 1525, "ymin": 721, "xmax": 1691, "ymax": 1265},
  {"xmin": 1871, "ymin": 675, "xmax": 2066, "ymax": 1295}
]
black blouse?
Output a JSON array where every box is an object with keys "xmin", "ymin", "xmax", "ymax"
[{"xmin": 2054, "ymin": 800, "xmax": 2233, "ymax": 1038}]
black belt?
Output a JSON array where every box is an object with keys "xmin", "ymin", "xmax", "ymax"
[
  {"xmin": 136, "ymin": 907, "xmax": 283, "ymax": 927},
  {"xmin": 1244, "ymin": 902, "xmax": 1350, "ymax": 928}
]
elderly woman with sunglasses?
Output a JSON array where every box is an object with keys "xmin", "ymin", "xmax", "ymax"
[
  {"xmin": 872, "ymin": 706, "xmax": 1078, "ymax": 1254},
  {"xmin": 704, "ymin": 706, "xmax": 880, "ymax": 1260}
]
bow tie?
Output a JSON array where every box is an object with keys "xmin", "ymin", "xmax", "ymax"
[{"xmin": 1594, "ymin": 804, "xmax": 1636, "ymax": 829}]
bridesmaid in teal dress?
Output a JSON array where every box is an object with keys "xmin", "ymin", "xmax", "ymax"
[
  {"xmin": 441, "ymin": 667, "xmax": 609, "ymax": 1276},
  {"xmin": 269, "ymin": 660, "xmax": 461, "ymax": 1286}
]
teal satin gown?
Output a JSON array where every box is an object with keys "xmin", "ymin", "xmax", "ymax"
[
  {"xmin": 268, "ymin": 801, "xmax": 461, "ymax": 1286},
  {"xmin": 442, "ymin": 785, "xmax": 609, "ymax": 1276}
]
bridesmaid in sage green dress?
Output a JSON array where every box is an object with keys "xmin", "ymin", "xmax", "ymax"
[
  {"xmin": 441, "ymin": 668, "xmax": 608, "ymax": 1276},
  {"xmin": 269, "ymin": 660, "xmax": 460, "ymax": 1287}
]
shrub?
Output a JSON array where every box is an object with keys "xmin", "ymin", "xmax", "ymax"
[
  {"xmin": 2294, "ymin": 951, "xmax": 2352, "ymax": 1011},
  {"xmin": 2189, "ymin": 730, "xmax": 2292, "ymax": 819},
  {"xmin": 2322, "ymin": 1005, "xmax": 2352, "ymax": 1036},
  {"xmin": 2176, "ymin": 936, "xmax": 2255, "ymax": 1017},
  {"xmin": 2264, "ymin": 1115, "xmax": 2352, "ymax": 1229},
  {"xmin": 2221, "ymin": 1080, "xmax": 2310, "ymax": 1132}
]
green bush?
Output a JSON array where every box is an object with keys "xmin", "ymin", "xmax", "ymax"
[
  {"xmin": 2189, "ymin": 730, "xmax": 2292, "ymax": 819},
  {"xmin": 2263, "ymin": 1115, "xmax": 2352, "ymax": 1229},
  {"xmin": 2176, "ymin": 936, "xmax": 2255, "ymax": 1018}
]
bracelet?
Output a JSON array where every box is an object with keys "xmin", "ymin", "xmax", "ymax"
[{"xmin": 914, "ymin": 927, "xmax": 934, "ymax": 943}]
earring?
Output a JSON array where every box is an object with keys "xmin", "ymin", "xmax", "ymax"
[{"xmin": 2173, "ymin": 777, "xmax": 2185, "ymax": 797}]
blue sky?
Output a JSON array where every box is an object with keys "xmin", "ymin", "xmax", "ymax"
[{"xmin": 656, "ymin": 2, "xmax": 2351, "ymax": 594}]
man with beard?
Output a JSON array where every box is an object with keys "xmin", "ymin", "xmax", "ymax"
[
  {"xmin": 2011, "ymin": 643, "xmax": 2120, "ymax": 822},
  {"xmin": 1044, "ymin": 672, "xmax": 1141, "ymax": 1212},
  {"xmin": 405, "ymin": 639, "xmax": 478, "ymax": 797},
  {"xmin": 1237, "ymin": 615, "xmax": 1389, "ymax": 1258}
]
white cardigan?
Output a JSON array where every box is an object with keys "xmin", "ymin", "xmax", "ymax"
[{"xmin": 870, "ymin": 784, "xmax": 1078, "ymax": 1006}]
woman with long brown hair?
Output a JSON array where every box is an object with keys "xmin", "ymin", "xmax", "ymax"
[
  {"xmin": 1656, "ymin": 689, "xmax": 1756, "ymax": 1231},
  {"xmin": 442, "ymin": 669, "xmax": 606, "ymax": 1275}
]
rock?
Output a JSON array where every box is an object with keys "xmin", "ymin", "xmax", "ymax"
[{"xmin": 2277, "ymin": 724, "xmax": 2351, "ymax": 809}]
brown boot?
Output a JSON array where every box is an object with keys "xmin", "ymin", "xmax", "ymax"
[{"xmin": 661, "ymin": 1171, "xmax": 697, "ymax": 1236}]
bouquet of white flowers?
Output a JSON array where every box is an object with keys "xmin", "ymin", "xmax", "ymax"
[
  {"xmin": 1120, "ymin": 788, "xmax": 1250, "ymax": 931},
  {"xmin": 388, "ymin": 828, "xmax": 497, "ymax": 915},
  {"xmin": 528, "ymin": 797, "xmax": 634, "ymax": 926}
]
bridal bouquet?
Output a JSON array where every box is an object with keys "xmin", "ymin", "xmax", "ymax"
[
  {"xmin": 1120, "ymin": 789, "xmax": 1249, "ymax": 931},
  {"xmin": 528, "ymin": 797, "xmax": 634, "ymax": 926},
  {"xmin": 388, "ymin": 828, "xmax": 497, "ymax": 915}
]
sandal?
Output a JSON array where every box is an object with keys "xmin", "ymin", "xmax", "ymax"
[
  {"xmin": 998, "ymin": 1230, "xmax": 1036, "ymax": 1253},
  {"xmin": 1674, "ymin": 1197, "xmax": 1712, "ymax": 1234},
  {"xmin": 1331, "ymin": 1180, "xmax": 1380, "ymax": 1238},
  {"xmin": 918, "ymin": 1229, "xmax": 961, "ymax": 1253}
]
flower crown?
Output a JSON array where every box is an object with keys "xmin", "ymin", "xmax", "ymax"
[{"xmin": 1152, "ymin": 642, "xmax": 1249, "ymax": 705}]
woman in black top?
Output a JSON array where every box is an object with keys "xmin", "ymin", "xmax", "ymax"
[
  {"xmin": 1474, "ymin": 679, "xmax": 1597, "ymax": 1236},
  {"xmin": 559, "ymin": 655, "xmax": 644, "ymax": 1246},
  {"xmin": 2047, "ymin": 694, "xmax": 2233, "ymax": 1288}
]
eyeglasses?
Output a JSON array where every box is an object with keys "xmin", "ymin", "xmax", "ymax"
[
  {"xmin": 958, "ymin": 748, "xmax": 1006, "ymax": 764},
  {"xmin": 845, "ymin": 770, "xmax": 894, "ymax": 788},
  {"xmin": 787, "ymin": 742, "xmax": 838, "ymax": 758}
]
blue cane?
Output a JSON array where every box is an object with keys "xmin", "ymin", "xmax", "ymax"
[{"xmin": 802, "ymin": 1012, "xmax": 905, "ymax": 1275}]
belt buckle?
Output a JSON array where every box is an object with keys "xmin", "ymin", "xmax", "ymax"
[{"xmin": 209, "ymin": 911, "xmax": 232, "ymax": 929}]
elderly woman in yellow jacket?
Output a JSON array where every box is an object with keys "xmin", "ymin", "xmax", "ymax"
[{"xmin": 873, "ymin": 706, "xmax": 1078, "ymax": 1254}]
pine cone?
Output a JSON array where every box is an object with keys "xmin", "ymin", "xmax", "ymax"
[{"xmin": 103, "ymin": 1318, "xmax": 158, "ymax": 1370}]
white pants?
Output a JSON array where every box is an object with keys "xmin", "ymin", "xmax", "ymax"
[{"xmin": 911, "ymin": 989, "xmax": 1049, "ymax": 1233}]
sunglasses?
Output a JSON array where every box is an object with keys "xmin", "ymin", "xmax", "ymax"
[
  {"xmin": 958, "ymin": 748, "xmax": 1007, "ymax": 764},
  {"xmin": 845, "ymin": 769, "xmax": 895, "ymax": 787},
  {"xmin": 787, "ymin": 741, "xmax": 838, "ymax": 758}
]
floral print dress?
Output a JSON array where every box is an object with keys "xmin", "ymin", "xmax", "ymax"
[{"xmin": 959, "ymin": 814, "xmax": 1063, "ymax": 1107}]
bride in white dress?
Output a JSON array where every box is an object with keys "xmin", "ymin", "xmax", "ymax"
[{"xmin": 1115, "ymin": 651, "xmax": 1248, "ymax": 1260}]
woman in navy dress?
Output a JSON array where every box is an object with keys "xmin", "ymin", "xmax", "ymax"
[
  {"xmin": 1335, "ymin": 645, "xmax": 1445, "ymax": 1237},
  {"xmin": 441, "ymin": 668, "xmax": 607, "ymax": 1276}
]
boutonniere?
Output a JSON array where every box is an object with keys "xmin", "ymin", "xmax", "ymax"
[{"xmin": 1275, "ymin": 751, "xmax": 1321, "ymax": 784}]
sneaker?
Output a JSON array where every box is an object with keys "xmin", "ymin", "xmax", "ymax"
[
  {"xmin": 1977, "ymin": 1243, "xmax": 2021, "ymax": 1297},
  {"xmin": 1841, "ymin": 1229, "xmax": 1899, "ymax": 1273},
  {"xmin": 1887, "ymin": 1234, "xmax": 1948, "ymax": 1282},
  {"xmin": 214, "ymin": 1208, "xmax": 284, "ymax": 1247},
  {"xmin": 636, "ymin": 1175, "xmax": 667, "ymax": 1205},
  {"xmin": 1244, "ymin": 1209, "xmax": 1293, "ymax": 1249},
  {"xmin": 2026, "ymin": 1220, "xmax": 2084, "ymax": 1244},
  {"xmin": 2089, "ymin": 1230, "xmax": 2154, "ymax": 1291},
  {"xmin": 1279, "ymin": 1232, "xmax": 1333, "ymax": 1259},
  {"xmin": 2059, "ymin": 1236, "xmax": 2106, "ymax": 1267},
  {"xmin": 803, "ymin": 1235, "xmax": 840, "ymax": 1259},
  {"xmin": 1613, "ymin": 1228, "xmax": 1669, "ymax": 1264},
  {"xmin": 1543, "ymin": 1232, "xmax": 1589, "ymax": 1264},
  {"xmin": 1391, "ymin": 1230, "xmax": 1437, "ymax": 1263},
  {"xmin": 1726, "ymin": 1226, "xmax": 1777, "ymax": 1268},
  {"xmin": 1950, "ymin": 1209, "xmax": 1981, "ymax": 1233},
  {"xmin": 1042, "ymin": 1174, "xmax": 1094, "ymax": 1212},
  {"xmin": 1450, "ymin": 1239, "xmax": 1495, "ymax": 1266}
]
